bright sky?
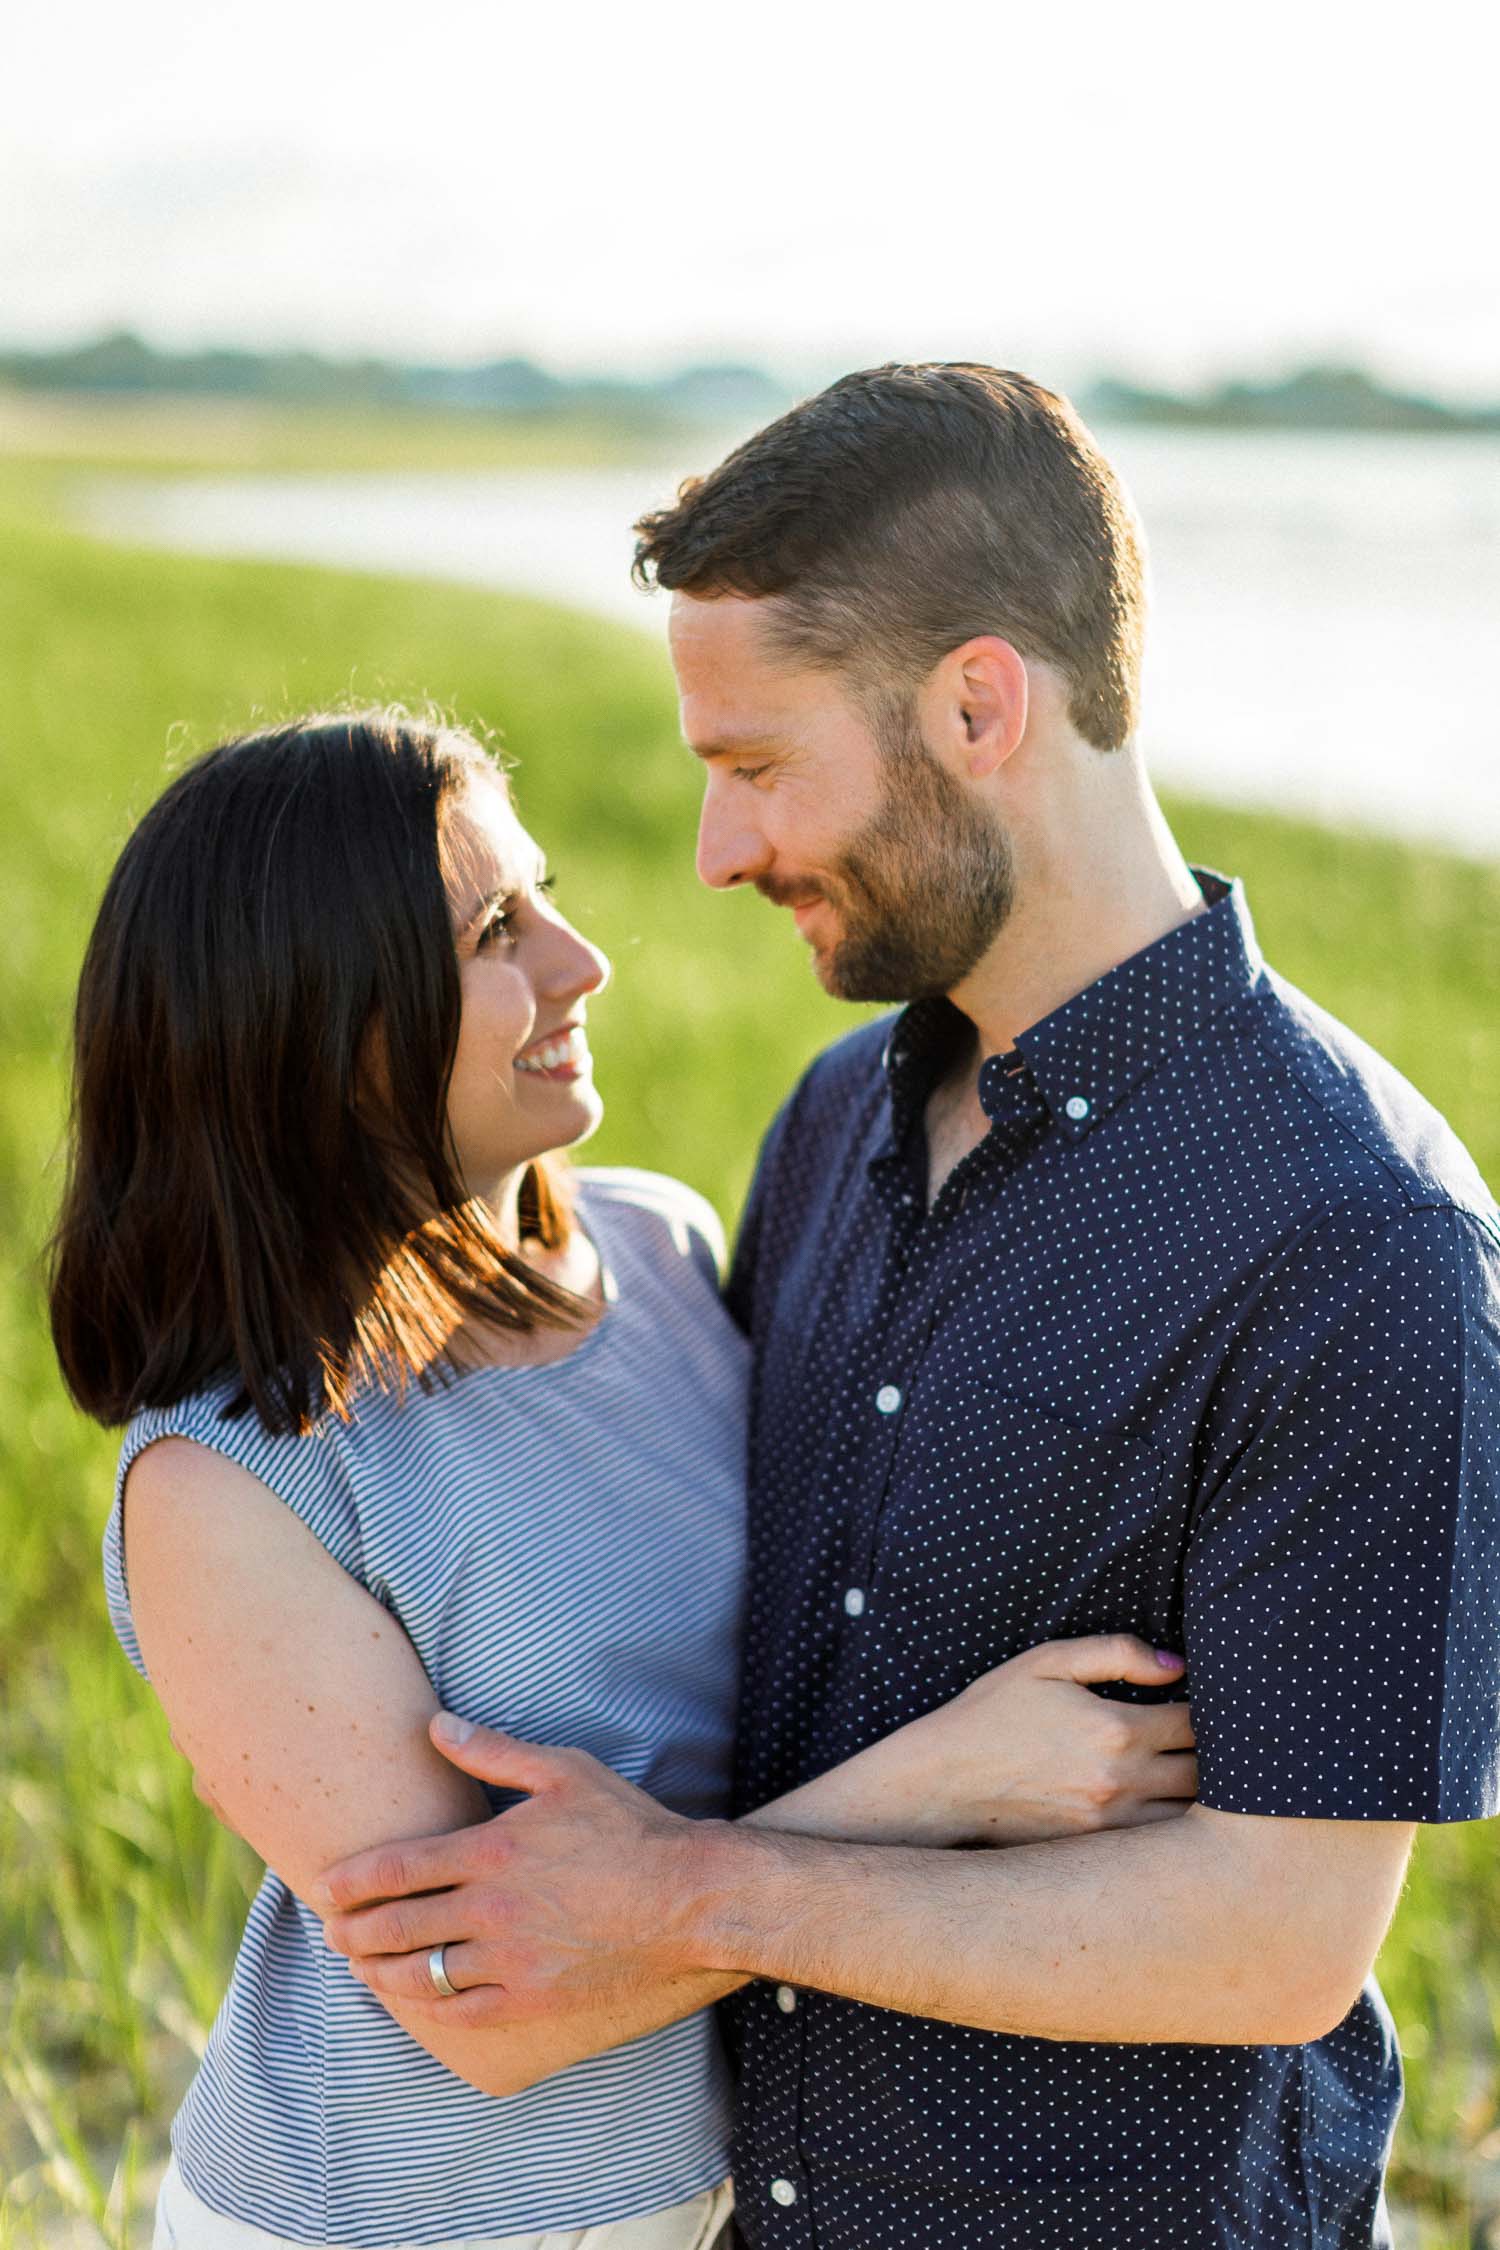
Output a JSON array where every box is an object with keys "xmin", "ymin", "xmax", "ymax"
[{"xmin": 7, "ymin": 0, "xmax": 1498, "ymax": 396}]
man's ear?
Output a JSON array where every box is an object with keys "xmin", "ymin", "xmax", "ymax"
[{"xmin": 919, "ymin": 636, "xmax": 1029, "ymax": 782}]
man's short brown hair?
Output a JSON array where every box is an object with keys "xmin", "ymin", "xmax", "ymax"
[{"xmin": 633, "ymin": 362, "xmax": 1146, "ymax": 752}]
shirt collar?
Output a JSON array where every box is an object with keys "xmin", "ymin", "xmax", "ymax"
[{"xmin": 881, "ymin": 869, "xmax": 1264, "ymax": 1144}]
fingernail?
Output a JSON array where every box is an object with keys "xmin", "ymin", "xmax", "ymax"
[
  {"xmin": 432, "ymin": 1710, "xmax": 475, "ymax": 1744},
  {"xmin": 1154, "ymin": 1649, "xmax": 1185, "ymax": 1669}
]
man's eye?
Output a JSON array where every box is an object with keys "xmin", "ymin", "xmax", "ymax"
[{"xmin": 731, "ymin": 765, "xmax": 768, "ymax": 785}]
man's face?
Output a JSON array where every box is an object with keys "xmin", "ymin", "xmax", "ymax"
[{"xmin": 669, "ymin": 592, "xmax": 1014, "ymax": 1002}]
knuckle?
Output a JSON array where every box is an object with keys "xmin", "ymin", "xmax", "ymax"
[
  {"xmin": 456, "ymin": 1990, "xmax": 509, "ymax": 2030},
  {"xmin": 469, "ymin": 1828, "xmax": 508, "ymax": 1875},
  {"xmin": 1095, "ymin": 1711, "xmax": 1135, "ymax": 1758},
  {"xmin": 370, "ymin": 1852, "xmax": 410, "ymax": 1898},
  {"xmin": 378, "ymin": 1908, "xmax": 413, "ymax": 1953}
]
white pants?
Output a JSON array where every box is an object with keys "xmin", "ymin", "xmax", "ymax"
[{"xmin": 153, "ymin": 2158, "xmax": 734, "ymax": 2250}]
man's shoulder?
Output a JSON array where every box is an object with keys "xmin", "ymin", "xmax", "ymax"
[{"xmin": 1252, "ymin": 968, "xmax": 1495, "ymax": 1225}]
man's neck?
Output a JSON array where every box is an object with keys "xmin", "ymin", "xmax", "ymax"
[
  {"xmin": 920, "ymin": 784, "xmax": 1206, "ymax": 1204},
  {"xmin": 947, "ymin": 789, "xmax": 1206, "ymax": 1065}
]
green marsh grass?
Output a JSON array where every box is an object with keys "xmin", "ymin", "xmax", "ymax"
[{"xmin": 1, "ymin": 458, "xmax": 1496, "ymax": 2245}]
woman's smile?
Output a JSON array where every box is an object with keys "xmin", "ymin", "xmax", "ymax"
[{"xmin": 513, "ymin": 1021, "xmax": 591, "ymax": 1083}]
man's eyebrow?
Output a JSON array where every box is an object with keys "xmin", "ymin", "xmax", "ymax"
[{"xmin": 685, "ymin": 731, "xmax": 785, "ymax": 762}]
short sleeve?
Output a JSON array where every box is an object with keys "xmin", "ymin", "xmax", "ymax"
[
  {"xmin": 1185, "ymin": 1202, "xmax": 1500, "ymax": 1821},
  {"xmin": 104, "ymin": 1381, "xmax": 365, "ymax": 1681},
  {"xmin": 575, "ymin": 1166, "xmax": 728, "ymax": 1294}
]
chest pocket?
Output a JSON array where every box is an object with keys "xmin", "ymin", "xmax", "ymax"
[{"xmin": 863, "ymin": 1391, "xmax": 1178, "ymax": 1716}]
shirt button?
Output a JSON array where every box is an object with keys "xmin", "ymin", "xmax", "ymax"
[
  {"xmin": 770, "ymin": 2178, "xmax": 798, "ymax": 2206},
  {"xmin": 775, "ymin": 1983, "xmax": 798, "ymax": 2013},
  {"xmin": 1065, "ymin": 1095, "xmax": 1091, "ymax": 1121},
  {"xmin": 875, "ymin": 1383, "xmax": 903, "ymax": 1415},
  {"xmin": 843, "ymin": 1587, "xmax": 866, "ymax": 1617}
]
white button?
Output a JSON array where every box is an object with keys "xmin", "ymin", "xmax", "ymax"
[
  {"xmin": 875, "ymin": 1384, "xmax": 903, "ymax": 1414},
  {"xmin": 1065, "ymin": 1095, "xmax": 1091, "ymax": 1121},
  {"xmin": 775, "ymin": 1983, "xmax": 798, "ymax": 2012},
  {"xmin": 843, "ymin": 1587, "xmax": 866, "ymax": 1617},
  {"xmin": 770, "ymin": 2178, "xmax": 798, "ymax": 2206}
]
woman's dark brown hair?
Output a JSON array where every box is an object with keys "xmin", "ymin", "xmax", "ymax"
[
  {"xmin": 633, "ymin": 361, "xmax": 1146, "ymax": 752},
  {"xmin": 49, "ymin": 709, "xmax": 582, "ymax": 1439}
]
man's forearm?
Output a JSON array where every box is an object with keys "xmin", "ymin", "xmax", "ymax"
[
  {"xmin": 323, "ymin": 1722, "xmax": 1407, "ymax": 2055},
  {"xmin": 681, "ymin": 1805, "xmax": 1411, "ymax": 2046}
]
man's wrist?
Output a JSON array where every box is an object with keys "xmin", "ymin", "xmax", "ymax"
[{"xmin": 673, "ymin": 1814, "xmax": 801, "ymax": 1978}]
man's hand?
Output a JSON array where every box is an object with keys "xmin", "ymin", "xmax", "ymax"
[{"xmin": 313, "ymin": 1715, "xmax": 716, "ymax": 2029}]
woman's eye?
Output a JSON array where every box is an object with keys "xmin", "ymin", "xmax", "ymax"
[{"xmin": 477, "ymin": 907, "xmax": 517, "ymax": 950}]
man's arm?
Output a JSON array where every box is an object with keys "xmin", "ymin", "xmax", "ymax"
[
  {"xmin": 318, "ymin": 1717, "xmax": 1410, "ymax": 2045},
  {"xmin": 691, "ymin": 1804, "xmax": 1413, "ymax": 2044}
]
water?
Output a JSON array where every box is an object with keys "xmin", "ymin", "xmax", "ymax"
[{"xmin": 79, "ymin": 426, "xmax": 1500, "ymax": 857}]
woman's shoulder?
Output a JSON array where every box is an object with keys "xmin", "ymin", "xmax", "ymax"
[
  {"xmin": 118, "ymin": 1374, "xmax": 353, "ymax": 1499},
  {"xmin": 110, "ymin": 1376, "xmax": 366, "ymax": 1652},
  {"xmin": 575, "ymin": 1166, "xmax": 729, "ymax": 1287}
]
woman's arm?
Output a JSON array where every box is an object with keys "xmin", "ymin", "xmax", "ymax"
[
  {"xmin": 125, "ymin": 1436, "xmax": 720, "ymax": 2099},
  {"xmin": 750, "ymin": 1631, "xmax": 1194, "ymax": 1846}
]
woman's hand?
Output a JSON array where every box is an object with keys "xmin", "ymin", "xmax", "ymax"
[{"xmin": 748, "ymin": 1634, "xmax": 1195, "ymax": 1848}]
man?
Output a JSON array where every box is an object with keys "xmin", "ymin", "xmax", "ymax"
[{"xmin": 317, "ymin": 366, "xmax": 1500, "ymax": 2246}]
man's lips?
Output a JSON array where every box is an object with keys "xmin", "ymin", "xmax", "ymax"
[{"xmin": 756, "ymin": 879, "xmax": 831, "ymax": 924}]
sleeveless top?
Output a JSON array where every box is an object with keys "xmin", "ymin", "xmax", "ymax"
[{"xmin": 103, "ymin": 1170, "xmax": 749, "ymax": 2247}]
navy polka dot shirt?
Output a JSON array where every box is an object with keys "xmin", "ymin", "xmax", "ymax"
[{"xmin": 722, "ymin": 871, "xmax": 1500, "ymax": 2248}]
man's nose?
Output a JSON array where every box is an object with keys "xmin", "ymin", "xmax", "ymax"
[{"xmin": 696, "ymin": 783, "xmax": 772, "ymax": 892}]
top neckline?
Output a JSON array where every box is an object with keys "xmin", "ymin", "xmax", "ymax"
[{"xmin": 437, "ymin": 1193, "xmax": 619, "ymax": 1386}]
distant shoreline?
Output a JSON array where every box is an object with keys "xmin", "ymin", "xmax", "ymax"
[{"xmin": 2, "ymin": 333, "xmax": 1498, "ymax": 441}]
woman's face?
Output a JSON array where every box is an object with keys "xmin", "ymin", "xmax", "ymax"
[{"xmin": 442, "ymin": 781, "xmax": 610, "ymax": 1212}]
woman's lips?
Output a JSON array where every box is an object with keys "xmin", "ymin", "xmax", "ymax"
[{"xmin": 513, "ymin": 1024, "xmax": 589, "ymax": 1082}]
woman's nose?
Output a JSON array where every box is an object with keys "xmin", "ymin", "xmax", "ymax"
[{"xmin": 543, "ymin": 919, "xmax": 610, "ymax": 1001}]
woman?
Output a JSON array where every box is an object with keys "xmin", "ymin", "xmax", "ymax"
[{"xmin": 49, "ymin": 711, "xmax": 1196, "ymax": 2250}]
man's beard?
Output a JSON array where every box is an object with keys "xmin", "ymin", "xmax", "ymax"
[{"xmin": 792, "ymin": 699, "xmax": 1016, "ymax": 1003}]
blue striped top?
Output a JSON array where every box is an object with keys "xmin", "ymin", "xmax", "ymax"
[{"xmin": 103, "ymin": 1170, "xmax": 748, "ymax": 2247}]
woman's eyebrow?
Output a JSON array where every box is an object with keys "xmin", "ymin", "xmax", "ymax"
[
  {"xmin": 457, "ymin": 883, "xmax": 512, "ymax": 935},
  {"xmin": 457, "ymin": 858, "xmax": 548, "ymax": 935}
]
